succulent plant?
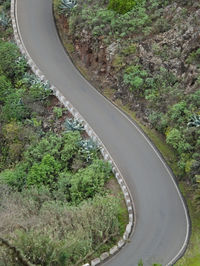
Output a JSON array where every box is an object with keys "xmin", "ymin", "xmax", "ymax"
[
  {"xmin": 79, "ymin": 139, "xmax": 99, "ymax": 162},
  {"xmin": 59, "ymin": 0, "xmax": 77, "ymax": 12},
  {"xmin": 65, "ymin": 118, "xmax": 84, "ymax": 131},
  {"xmin": 0, "ymin": 11, "xmax": 10, "ymax": 28},
  {"xmin": 187, "ymin": 114, "xmax": 200, "ymax": 128},
  {"xmin": 79, "ymin": 139, "xmax": 97, "ymax": 151},
  {"xmin": 22, "ymin": 73, "xmax": 50, "ymax": 90}
]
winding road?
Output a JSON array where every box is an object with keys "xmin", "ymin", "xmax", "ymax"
[{"xmin": 15, "ymin": 0, "xmax": 189, "ymax": 265}]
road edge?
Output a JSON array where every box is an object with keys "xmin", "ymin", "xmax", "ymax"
[{"xmin": 10, "ymin": 1, "xmax": 136, "ymax": 265}]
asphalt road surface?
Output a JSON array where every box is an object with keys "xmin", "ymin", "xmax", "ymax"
[{"xmin": 15, "ymin": 0, "xmax": 189, "ymax": 265}]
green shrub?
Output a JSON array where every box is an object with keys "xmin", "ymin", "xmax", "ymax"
[
  {"xmin": 186, "ymin": 48, "xmax": 200, "ymax": 64},
  {"xmin": 2, "ymin": 121, "xmax": 22, "ymax": 143},
  {"xmin": 60, "ymin": 131, "xmax": 81, "ymax": 164},
  {"xmin": 19, "ymin": 73, "xmax": 51, "ymax": 101},
  {"xmin": 123, "ymin": 65, "xmax": 147, "ymax": 92},
  {"xmin": 0, "ymin": 41, "xmax": 25, "ymax": 79},
  {"xmin": 24, "ymin": 132, "xmax": 81, "ymax": 168},
  {"xmin": 0, "ymin": 75, "xmax": 13, "ymax": 102},
  {"xmin": 187, "ymin": 89, "xmax": 200, "ymax": 108},
  {"xmin": 0, "ymin": 163, "xmax": 27, "ymax": 190},
  {"xmin": 69, "ymin": 160, "xmax": 111, "ymax": 203},
  {"xmin": 121, "ymin": 43, "xmax": 137, "ymax": 56},
  {"xmin": 166, "ymin": 128, "xmax": 182, "ymax": 150},
  {"xmin": 148, "ymin": 111, "xmax": 168, "ymax": 133},
  {"xmin": 112, "ymin": 54, "xmax": 125, "ymax": 71},
  {"xmin": 27, "ymin": 154, "xmax": 61, "ymax": 188},
  {"xmin": 53, "ymin": 107, "xmax": 63, "ymax": 119},
  {"xmin": 2, "ymin": 0, "xmax": 11, "ymax": 10},
  {"xmin": 168, "ymin": 101, "xmax": 191, "ymax": 125},
  {"xmin": 8, "ymin": 142, "xmax": 23, "ymax": 162},
  {"xmin": 166, "ymin": 128, "xmax": 191, "ymax": 154},
  {"xmin": 1, "ymin": 90, "xmax": 30, "ymax": 122},
  {"xmin": 108, "ymin": 0, "xmax": 140, "ymax": 14}
]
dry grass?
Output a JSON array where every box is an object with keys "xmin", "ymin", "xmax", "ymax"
[{"xmin": 0, "ymin": 184, "xmax": 122, "ymax": 265}]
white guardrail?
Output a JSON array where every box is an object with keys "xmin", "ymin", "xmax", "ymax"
[{"xmin": 10, "ymin": 1, "xmax": 135, "ymax": 265}]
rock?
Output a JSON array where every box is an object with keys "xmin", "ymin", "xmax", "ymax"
[
  {"xmin": 100, "ymin": 252, "xmax": 109, "ymax": 261},
  {"xmin": 91, "ymin": 258, "xmax": 100, "ymax": 266},
  {"xmin": 118, "ymin": 239, "xmax": 125, "ymax": 248},
  {"xmin": 109, "ymin": 245, "xmax": 118, "ymax": 255},
  {"xmin": 43, "ymin": 122, "xmax": 49, "ymax": 129},
  {"xmin": 106, "ymin": 42, "xmax": 118, "ymax": 61}
]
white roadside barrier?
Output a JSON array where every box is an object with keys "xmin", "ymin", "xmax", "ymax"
[{"xmin": 11, "ymin": 1, "xmax": 135, "ymax": 264}]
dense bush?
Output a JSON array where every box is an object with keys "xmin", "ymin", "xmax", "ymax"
[
  {"xmin": 108, "ymin": 0, "xmax": 141, "ymax": 14},
  {"xmin": 68, "ymin": 0, "xmax": 149, "ymax": 39},
  {"xmin": 0, "ymin": 131, "xmax": 111, "ymax": 203},
  {"xmin": 69, "ymin": 159, "xmax": 111, "ymax": 203},
  {"xmin": 123, "ymin": 64, "xmax": 148, "ymax": 93},
  {"xmin": 0, "ymin": 39, "xmax": 53, "ymax": 168},
  {"xmin": 0, "ymin": 41, "xmax": 27, "ymax": 79},
  {"xmin": 27, "ymin": 154, "xmax": 62, "ymax": 187},
  {"xmin": 1, "ymin": 89, "xmax": 30, "ymax": 121},
  {"xmin": 0, "ymin": 75, "xmax": 12, "ymax": 103}
]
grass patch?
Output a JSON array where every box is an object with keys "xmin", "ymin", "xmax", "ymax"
[
  {"xmin": 64, "ymin": 41, "xmax": 75, "ymax": 53},
  {"xmin": 106, "ymin": 176, "xmax": 129, "ymax": 235},
  {"xmin": 176, "ymin": 183, "xmax": 200, "ymax": 266}
]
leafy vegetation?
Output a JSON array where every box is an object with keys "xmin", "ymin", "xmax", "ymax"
[
  {"xmin": 66, "ymin": 0, "xmax": 151, "ymax": 39},
  {"xmin": 108, "ymin": 0, "xmax": 143, "ymax": 14},
  {"xmin": 0, "ymin": 3, "xmax": 127, "ymax": 265}
]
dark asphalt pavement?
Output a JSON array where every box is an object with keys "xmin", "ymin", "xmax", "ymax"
[{"xmin": 16, "ymin": 0, "xmax": 189, "ymax": 265}]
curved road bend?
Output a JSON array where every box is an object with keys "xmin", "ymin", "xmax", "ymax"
[{"xmin": 16, "ymin": 0, "xmax": 189, "ymax": 265}]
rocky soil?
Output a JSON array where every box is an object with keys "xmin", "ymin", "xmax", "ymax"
[
  {"xmin": 54, "ymin": 0, "xmax": 200, "ymax": 182},
  {"xmin": 56, "ymin": 1, "xmax": 200, "ymax": 118}
]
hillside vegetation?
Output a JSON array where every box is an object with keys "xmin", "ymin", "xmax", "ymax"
[
  {"xmin": 0, "ymin": 1, "xmax": 127, "ymax": 265},
  {"xmin": 54, "ymin": 0, "xmax": 200, "ymax": 264},
  {"xmin": 55, "ymin": 0, "xmax": 200, "ymax": 183}
]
